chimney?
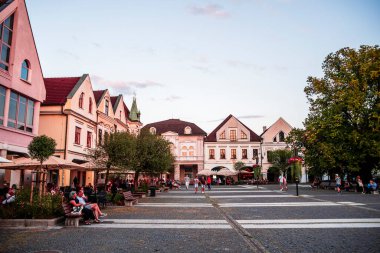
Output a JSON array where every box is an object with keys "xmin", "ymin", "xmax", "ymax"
[{"xmin": 263, "ymin": 126, "xmax": 267, "ymax": 132}]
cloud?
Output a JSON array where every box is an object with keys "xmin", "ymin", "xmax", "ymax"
[
  {"xmin": 226, "ymin": 60, "xmax": 266, "ymax": 71},
  {"xmin": 91, "ymin": 75, "xmax": 164, "ymax": 95},
  {"xmin": 165, "ymin": 95, "xmax": 182, "ymax": 102},
  {"xmin": 92, "ymin": 42, "xmax": 102, "ymax": 48},
  {"xmin": 189, "ymin": 4, "xmax": 230, "ymax": 18},
  {"xmin": 207, "ymin": 114, "xmax": 264, "ymax": 122}
]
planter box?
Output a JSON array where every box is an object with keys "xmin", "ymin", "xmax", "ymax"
[{"xmin": 0, "ymin": 216, "xmax": 65, "ymax": 227}]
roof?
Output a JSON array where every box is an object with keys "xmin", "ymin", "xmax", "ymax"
[
  {"xmin": 142, "ymin": 119, "xmax": 207, "ymax": 136},
  {"xmin": 205, "ymin": 114, "xmax": 261, "ymax": 142},
  {"xmin": 93, "ymin": 90, "xmax": 105, "ymax": 105},
  {"xmin": 43, "ymin": 77, "xmax": 81, "ymax": 105},
  {"xmin": 110, "ymin": 96, "xmax": 119, "ymax": 112},
  {"xmin": 260, "ymin": 117, "xmax": 293, "ymax": 137}
]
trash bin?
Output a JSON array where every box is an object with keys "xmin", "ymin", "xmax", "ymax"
[{"xmin": 149, "ymin": 186, "xmax": 156, "ymax": 197}]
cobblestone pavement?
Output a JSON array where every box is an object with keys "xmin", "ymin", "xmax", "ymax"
[{"xmin": 0, "ymin": 184, "xmax": 379, "ymax": 253}]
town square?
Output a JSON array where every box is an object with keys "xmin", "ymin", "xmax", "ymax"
[{"xmin": 0, "ymin": 0, "xmax": 379, "ymax": 252}]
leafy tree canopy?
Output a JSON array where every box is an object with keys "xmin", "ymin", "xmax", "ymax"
[
  {"xmin": 267, "ymin": 149, "xmax": 292, "ymax": 173},
  {"xmin": 304, "ymin": 45, "xmax": 380, "ymax": 180},
  {"xmin": 28, "ymin": 135, "xmax": 56, "ymax": 164}
]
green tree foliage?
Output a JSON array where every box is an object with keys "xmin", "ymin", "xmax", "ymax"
[
  {"xmin": 267, "ymin": 149, "xmax": 292, "ymax": 174},
  {"xmin": 28, "ymin": 135, "xmax": 56, "ymax": 164},
  {"xmin": 286, "ymin": 128, "xmax": 306, "ymax": 156},
  {"xmin": 28, "ymin": 135, "xmax": 56, "ymax": 202},
  {"xmin": 304, "ymin": 45, "xmax": 380, "ymax": 180},
  {"xmin": 234, "ymin": 161, "xmax": 245, "ymax": 171}
]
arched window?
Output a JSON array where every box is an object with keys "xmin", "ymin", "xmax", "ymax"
[
  {"xmin": 184, "ymin": 126, "xmax": 192, "ymax": 134},
  {"xmin": 149, "ymin": 127, "xmax": 156, "ymax": 134},
  {"xmin": 279, "ymin": 131, "xmax": 285, "ymax": 142},
  {"xmin": 88, "ymin": 98, "xmax": 92, "ymax": 113},
  {"xmin": 79, "ymin": 92, "xmax": 84, "ymax": 108},
  {"xmin": 21, "ymin": 60, "xmax": 30, "ymax": 81}
]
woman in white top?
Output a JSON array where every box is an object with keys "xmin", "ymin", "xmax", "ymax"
[{"xmin": 194, "ymin": 178, "xmax": 199, "ymax": 194}]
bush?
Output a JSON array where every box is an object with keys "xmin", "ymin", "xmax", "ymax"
[{"xmin": 0, "ymin": 188, "xmax": 64, "ymax": 219}]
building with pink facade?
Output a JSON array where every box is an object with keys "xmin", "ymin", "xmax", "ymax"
[
  {"xmin": 143, "ymin": 119, "xmax": 206, "ymax": 182},
  {"xmin": 0, "ymin": 0, "xmax": 45, "ymax": 187}
]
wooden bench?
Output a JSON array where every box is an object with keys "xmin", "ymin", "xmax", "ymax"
[
  {"xmin": 62, "ymin": 202, "xmax": 83, "ymax": 227},
  {"xmin": 132, "ymin": 191, "xmax": 146, "ymax": 198},
  {"xmin": 122, "ymin": 191, "xmax": 138, "ymax": 206}
]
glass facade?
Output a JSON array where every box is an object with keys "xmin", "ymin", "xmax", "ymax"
[
  {"xmin": 7, "ymin": 91, "xmax": 34, "ymax": 132},
  {"xmin": 0, "ymin": 13, "xmax": 14, "ymax": 71}
]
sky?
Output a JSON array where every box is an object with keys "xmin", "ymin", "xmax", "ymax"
[{"xmin": 25, "ymin": 0, "xmax": 380, "ymax": 134}]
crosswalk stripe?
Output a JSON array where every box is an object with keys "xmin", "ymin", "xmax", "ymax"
[
  {"xmin": 237, "ymin": 218, "xmax": 380, "ymax": 224},
  {"xmin": 136, "ymin": 203, "xmax": 213, "ymax": 207},
  {"xmin": 105, "ymin": 219, "xmax": 228, "ymax": 224},
  {"xmin": 219, "ymin": 202, "xmax": 358, "ymax": 207},
  {"xmin": 241, "ymin": 223, "xmax": 380, "ymax": 228},
  {"xmin": 210, "ymin": 195, "xmax": 295, "ymax": 198},
  {"xmin": 85, "ymin": 224, "xmax": 232, "ymax": 229}
]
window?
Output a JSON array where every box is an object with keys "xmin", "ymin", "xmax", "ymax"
[
  {"xmin": 189, "ymin": 146, "xmax": 194, "ymax": 156},
  {"xmin": 149, "ymin": 127, "xmax": 156, "ymax": 135},
  {"xmin": 230, "ymin": 130, "xmax": 237, "ymax": 141},
  {"xmin": 220, "ymin": 149, "xmax": 226, "ymax": 159},
  {"xmin": 0, "ymin": 86, "xmax": 5, "ymax": 125},
  {"xmin": 181, "ymin": 146, "xmax": 188, "ymax": 156},
  {"xmin": 0, "ymin": 13, "xmax": 14, "ymax": 71},
  {"xmin": 184, "ymin": 126, "xmax": 192, "ymax": 134},
  {"xmin": 209, "ymin": 149, "xmax": 215, "ymax": 159},
  {"xmin": 87, "ymin": 131, "xmax": 92, "ymax": 148},
  {"xmin": 79, "ymin": 93, "xmax": 84, "ymax": 109},
  {"xmin": 273, "ymin": 136, "xmax": 277, "ymax": 142},
  {"xmin": 98, "ymin": 129, "xmax": 103, "ymax": 145},
  {"xmin": 242, "ymin": 149, "xmax": 248, "ymax": 159},
  {"xmin": 21, "ymin": 60, "xmax": 30, "ymax": 81},
  {"xmin": 252, "ymin": 149, "xmax": 258, "ymax": 159},
  {"xmin": 119, "ymin": 110, "xmax": 122, "ymax": 120},
  {"xmin": 75, "ymin": 127, "xmax": 81, "ymax": 145},
  {"xmin": 241, "ymin": 131, "xmax": 247, "ymax": 139},
  {"xmin": 7, "ymin": 91, "xmax": 34, "ymax": 132},
  {"xmin": 279, "ymin": 131, "xmax": 285, "ymax": 142},
  {"xmin": 231, "ymin": 149, "xmax": 237, "ymax": 159},
  {"xmin": 105, "ymin": 100, "xmax": 109, "ymax": 116},
  {"xmin": 219, "ymin": 131, "xmax": 225, "ymax": 139},
  {"xmin": 88, "ymin": 98, "xmax": 92, "ymax": 113}
]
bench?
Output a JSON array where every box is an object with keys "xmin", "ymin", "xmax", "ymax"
[
  {"xmin": 160, "ymin": 187, "xmax": 169, "ymax": 192},
  {"xmin": 62, "ymin": 202, "xmax": 83, "ymax": 227},
  {"xmin": 132, "ymin": 191, "xmax": 146, "ymax": 198},
  {"xmin": 122, "ymin": 191, "xmax": 138, "ymax": 206}
]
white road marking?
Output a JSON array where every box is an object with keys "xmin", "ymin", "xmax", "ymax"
[
  {"xmin": 237, "ymin": 218, "xmax": 380, "ymax": 224},
  {"xmin": 86, "ymin": 224, "xmax": 232, "ymax": 229},
  {"xmin": 136, "ymin": 203, "xmax": 213, "ymax": 207},
  {"xmin": 211, "ymin": 195, "xmax": 295, "ymax": 198},
  {"xmin": 105, "ymin": 219, "xmax": 228, "ymax": 224},
  {"xmin": 219, "ymin": 202, "xmax": 358, "ymax": 207}
]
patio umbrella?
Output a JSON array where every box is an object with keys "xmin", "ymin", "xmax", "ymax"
[
  {"xmin": 216, "ymin": 168, "xmax": 237, "ymax": 176},
  {"xmin": 0, "ymin": 157, "xmax": 12, "ymax": 163},
  {"xmin": 197, "ymin": 170, "xmax": 217, "ymax": 176}
]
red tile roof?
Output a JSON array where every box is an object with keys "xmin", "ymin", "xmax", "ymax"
[
  {"xmin": 205, "ymin": 114, "xmax": 261, "ymax": 142},
  {"xmin": 93, "ymin": 90, "xmax": 105, "ymax": 104},
  {"xmin": 143, "ymin": 119, "xmax": 207, "ymax": 136},
  {"xmin": 43, "ymin": 77, "xmax": 81, "ymax": 105}
]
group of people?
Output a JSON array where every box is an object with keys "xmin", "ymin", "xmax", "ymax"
[
  {"xmin": 278, "ymin": 175, "xmax": 288, "ymax": 191},
  {"xmin": 192, "ymin": 176, "xmax": 212, "ymax": 193},
  {"xmin": 334, "ymin": 174, "xmax": 378, "ymax": 194},
  {"xmin": 68, "ymin": 187, "xmax": 107, "ymax": 225}
]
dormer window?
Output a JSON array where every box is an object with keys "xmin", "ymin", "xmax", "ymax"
[
  {"xmin": 150, "ymin": 127, "xmax": 156, "ymax": 134},
  {"xmin": 79, "ymin": 92, "xmax": 84, "ymax": 109},
  {"xmin": 241, "ymin": 131, "xmax": 247, "ymax": 139},
  {"xmin": 89, "ymin": 98, "xmax": 92, "ymax": 113},
  {"xmin": 105, "ymin": 100, "xmax": 109, "ymax": 115},
  {"xmin": 21, "ymin": 60, "xmax": 30, "ymax": 81},
  {"xmin": 184, "ymin": 126, "xmax": 192, "ymax": 134},
  {"xmin": 279, "ymin": 131, "xmax": 285, "ymax": 142},
  {"xmin": 219, "ymin": 131, "xmax": 225, "ymax": 139}
]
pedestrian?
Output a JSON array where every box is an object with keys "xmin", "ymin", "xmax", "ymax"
[
  {"xmin": 278, "ymin": 174, "xmax": 283, "ymax": 191},
  {"xmin": 207, "ymin": 176, "xmax": 212, "ymax": 191},
  {"xmin": 184, "ymin": 175, "xmax": 190, "ymax": 190},
  {"xmin": 194, "ymin": 177, "xmax": 199, "ymax": 194},
  {"xmin": 217, "ymin": 177, "xmax": 221, "ymax": 185},
  {"xmin": 200, "ymin": 177, "xmax": 206, "ymax": 193},
  {"xmin": 356, "ymin": 176, "xmax": 364, "ymax": 194},
  {"xmin": 366, "ymin": 179, "xmax": 378, "ymax": 194},
  {"xmin": 335, "ymin": 174, "xmax": 341, "ymax": 194},
  {"xmin": 282, "ymin": 176, "xmax": 288, "ymax": 191}
]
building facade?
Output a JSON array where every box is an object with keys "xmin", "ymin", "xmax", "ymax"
[
  {"xmin": 0, "ymin": 0, "xmax": 46, "ymax": 187},
  {"xmin": 39, "ymin": 74, "xmax": 97, "ymax": 187},
  {"xmin": 204, "ymin": 115, "xmax": 261, "ymax": 173},
  {"xmin": 142, "ymin": 119, "xmax": 206, "ymax": 182}
]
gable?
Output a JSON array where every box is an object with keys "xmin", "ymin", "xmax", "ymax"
[
  {"xmin": 0, "ymin": 0, "xmax": 45, "ymax": 102},
  {"xmin": 261, "ymin": 117, "xmax": 293, "ymax": 142}
]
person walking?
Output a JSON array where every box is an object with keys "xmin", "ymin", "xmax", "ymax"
[
  {"xmin": 184, "ymin": 175, "xmax": 190, "ymax": 190},
  {"xmin": 207, "ymin": 176, "xmax": 212, "ymax": 191},
  {"xmin": 200, "ymin": 177, "xmax": 206, "ymax": 193},
  {"xmin": 335, "ymin": 174, "xmax": 341, "ymax": 194},
  {"xmin": 356, "ymin": 176, "xmax": 365, "ymax": 194},
  {"xmin": 282, "ymin": 176, "xmax": 288, "ymax": 191},
  {"xmin": 279, "ymin": 175, "xmax": 283, "ymax": 191},
  {"xmin": 194, "ymin": 177, "xmax": 199, "ymax": 194}
]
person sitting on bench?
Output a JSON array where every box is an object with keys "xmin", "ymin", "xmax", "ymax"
[
  {"xmin": 69, "ymin": 191, "xmax": 95, "ymax": 225},
  {"xmin": 366, "ymin": 180, "xmax": 378, "ymax": 194}
]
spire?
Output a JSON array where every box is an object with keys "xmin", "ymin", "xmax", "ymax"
[{"xmin": 129, "ymin": 96, "xmax": 140, "ymax": 122}]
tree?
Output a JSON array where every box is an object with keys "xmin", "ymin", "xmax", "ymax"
[
  {"xmin": 234, "ymin": 161, "xmax": 245, "ymax": 182},
  {"xmin": 28, "ymin": 135, "xmax": 56, "ymax": 202},
  {"xmin": 304, "ymin": 45, "xmax": 380, "ymax": 181},
  {"xmin": 267, "ymin": 149, "xmax": 292, "ymax": 175}
]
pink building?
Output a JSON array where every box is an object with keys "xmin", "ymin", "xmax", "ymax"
[
  {"xmin": 143, "ymin": 119, "xmax": 206, "ymax": 182},
  {"xmin": 0, "ymin": 0, "xmax": 46, "ymax": 186}
]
